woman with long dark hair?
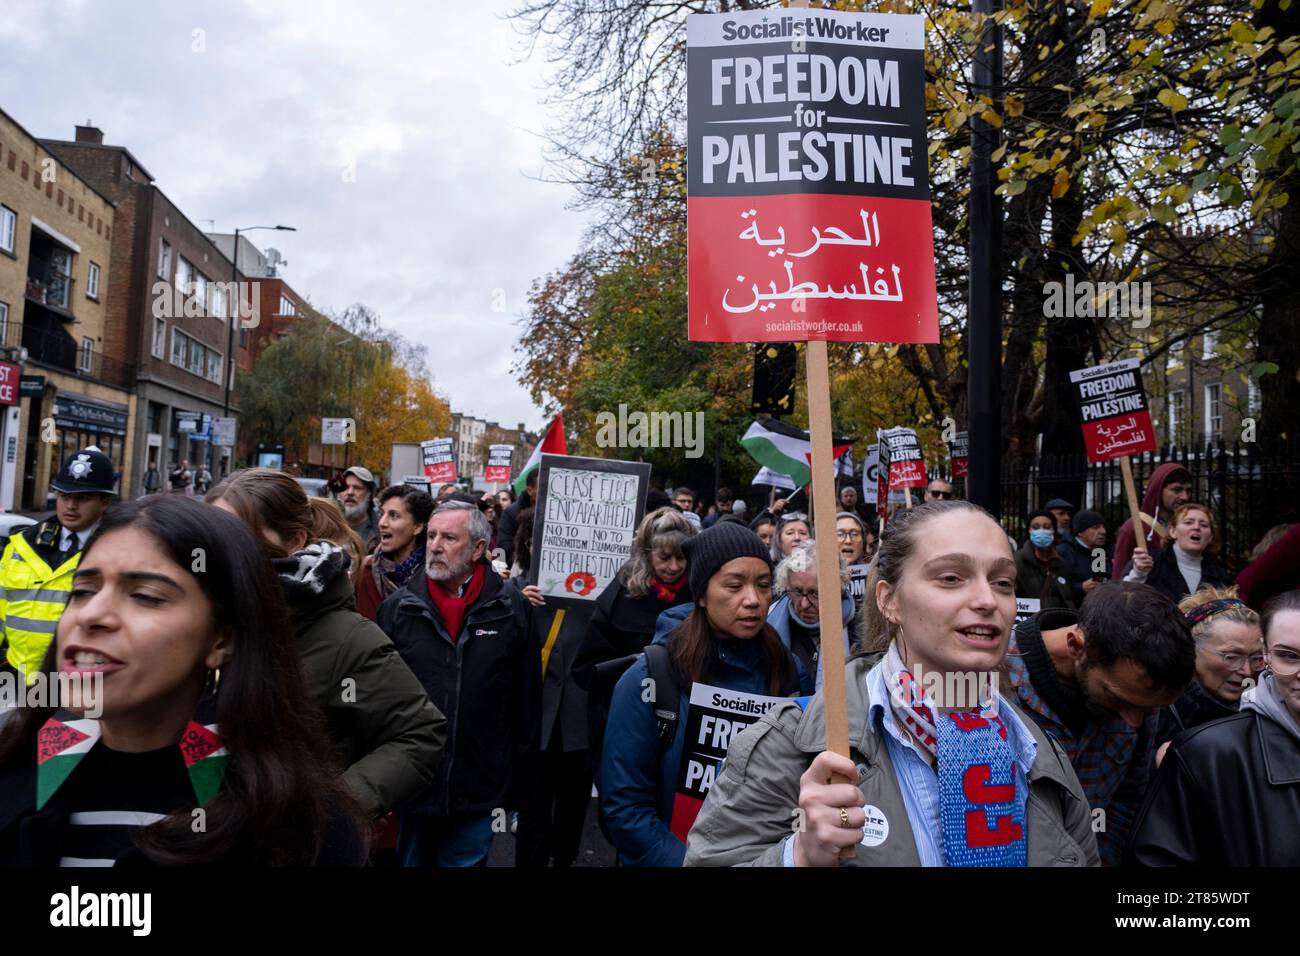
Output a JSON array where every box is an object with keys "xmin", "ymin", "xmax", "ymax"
[
  {"xmin": 600, "ymin": 521, "xmax": 809, "ymax": 866},
  {"xmin": 207, "ymin": 468, "xmax": 445, "ymax": 821},
  {"xmin": 0, "ymin": 495, "xmax": 366, "ymax": 864}
]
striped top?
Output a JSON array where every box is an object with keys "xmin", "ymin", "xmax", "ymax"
[{"xmin": 56, "ymin": 742, "xmax": 195, "ymax": 867}]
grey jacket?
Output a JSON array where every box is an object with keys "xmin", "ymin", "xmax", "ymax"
[{"xmin": 684, "ymin": 656, "xmax": 1100, "ymax": 867}]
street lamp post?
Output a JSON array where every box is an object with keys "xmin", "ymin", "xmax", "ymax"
[{"xmin": 219, "ymin": 224, "xmax": 296, "ymax": 476}]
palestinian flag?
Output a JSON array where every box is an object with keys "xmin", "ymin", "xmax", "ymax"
[
  {"xmin": 37, "ymin": 711, "xmax": 229, "ymax": 810},
  {"xmin": 513, "ymin": 415, "xmax": 567, "ymax": 495},
  {"xmin": 179, "ymin": 721, "xmax": 229, "ymax": 805},
  {"xmin": 739, "ymin": 417, "xmax": 853, "ymax": 489},
  {"xmin": 36, "ymin": 711, "xmax": 101, "ymax": 810}
]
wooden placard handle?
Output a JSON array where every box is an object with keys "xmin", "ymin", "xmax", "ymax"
[
  {"xmin": 805, "ymin": 340, "xmax": 856, "ymax": 862},
  {"xmin": 1118, "ymin": 456, "xmax": 1147, "ymax": 554}
]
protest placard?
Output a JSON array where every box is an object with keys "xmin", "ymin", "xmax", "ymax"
[
  {"xmin": 421, "ymin": 438, "xmax": 456, "ymax": 485},
  {"xmin": 669, "ymin": 681, "xmax": 793, "ymax": 841},
  {"xmin": 848, "ymin": 562, "xmax": 871, "ymax": 612},
  {"xmin": 1069, "ymin": 359, "xmax": 1158, "ymax": 554},
  {"xmin": 529, "ymin": 454, "xmax": 651, "ymax": 605},
  {"xmin": 687, "ymin": 8, "xmax": 937, "ymax": 343},
  {"xmin": 948, "ymin": 430, "xmax": 969, "ymax": 480},
  {"xmin": 485, "ymin": 444, "xmax": 514, "ymax": 484},
  {"xmin": 879, "ymin": 425, "xmax": 927, "ymax": 505}
]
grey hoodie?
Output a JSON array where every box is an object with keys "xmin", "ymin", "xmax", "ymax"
[{"xmin": 1242, "ymin": 672, "xmax": 1300, "ymax": 745}]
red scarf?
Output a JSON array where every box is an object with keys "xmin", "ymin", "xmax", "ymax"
[
  {"xmin": 426, "ymin": 563, "xmax": 487, "ymax": 641},
  {"xmin": 647, "ymin": 574, "xmax": 687, "ymax": 604}
]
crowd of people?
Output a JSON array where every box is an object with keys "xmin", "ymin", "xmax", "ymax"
[{"xmin": 0, "ymin": 444, "xmax": 1296, "ymax": 867}]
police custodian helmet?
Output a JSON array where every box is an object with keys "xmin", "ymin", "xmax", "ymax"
[{"xmin": 51, "ymin": 446, "xmax": 118, "ymax": 497}]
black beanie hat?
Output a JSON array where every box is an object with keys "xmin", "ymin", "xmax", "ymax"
[
  {"xmin": 681, "ymin": 521, "xmax": 773, "ymax": 599},
  {"xmin": 1072, "ymin": 509, "xmax": 1105, "ymax": 535}
]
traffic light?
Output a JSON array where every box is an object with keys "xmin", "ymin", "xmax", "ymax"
[{"xmin": 752, "ymin": 343, "xmax": 796, "ymax": 417}]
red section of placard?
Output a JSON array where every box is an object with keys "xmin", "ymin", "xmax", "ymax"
[
  {"xmin": 1081, "ymin": 410, "xmax": 1157, "ymax": 464},
  {"xmin": 888, "ymin": 457, "xmax": 927, "ymax": 490},
  {"xmin": 670, "ymin": 793, "xmax": 705, "ymax": 843},
  {"xmin": 484, "ymin": 466, "xmax": 511, "ymax": 484},
  {"xmin": 688, "ymin": 193, "xmax": 937, "ymax": 343},
  {"xmin": 951, "ymin": 457, "xmax": 969, "ymax": 479},
  {"xmin": 424, "ymin": 461, "xmax": 457, "ymax": 484}
]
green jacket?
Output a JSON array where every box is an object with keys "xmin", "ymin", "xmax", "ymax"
[
  {"xmin": 684, "ymin": 655, "xmax": 1099, "ymax": 867},
  {"xmin": 285, "ymin": 557, "xmax": 447, "ymax": 820}
]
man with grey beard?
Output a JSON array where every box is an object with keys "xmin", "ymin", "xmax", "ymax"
[
  {"xmin": 376, "ymin": 500, "xmax": 539, "ymax": 867},
  {"xmin": 339, "ymin": 465, "xmax": 380, "ymax": 552}
]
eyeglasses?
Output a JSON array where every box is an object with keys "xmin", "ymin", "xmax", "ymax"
[
  {"xmin": 1267, "ymin": 648, "xmax": 1300, "ymax": 677},
  {"xmin": 927, "ymin": 490, "xmax": 955, "ymax": 500},
  {"xmin": 788, "ymin": 587, "xmax": 820, "ymax": 606},
  {"xmin": 781, "ymin": 512, "xmax": 809, "ymax": 523},
  {"xmin": 836, "ymin": 530, "xmax": 863, "ymax": 541},
  {"xmin": 1208, "ymin": 648, "xmax": 1265, "ymax": 671}
]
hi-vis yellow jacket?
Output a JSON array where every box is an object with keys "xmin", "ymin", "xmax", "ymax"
[{"xmin": 0, "ymin": 519, "xmax": 80, "ymax": 685}]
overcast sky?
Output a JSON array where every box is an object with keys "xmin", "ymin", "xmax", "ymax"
[{"xmin": 0, "ymin": 0, "xmax": 587, "ymax": 432}]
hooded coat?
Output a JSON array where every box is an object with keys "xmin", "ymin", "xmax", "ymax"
[
  {"xmin": 1110, "ymin": 462, "xmax": 1189, "ymax": 581},
  {"xmin": 276, "ymin": 542, "xmax": 447, "ymax": 820}
]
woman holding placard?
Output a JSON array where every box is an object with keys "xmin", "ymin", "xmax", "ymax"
[
  {"xmin": 684, "ymin": 501, "xmax": 1098, "ymax": 867},
  {"xmin": 600, "ymin": 522, "xmax": 810, "ymax": 866},
  {"xmin": 573, "ymin": 507, "xmax": 697, "ymax": 695},
  {"xmin": 1121, "ymin": 503, "xmax": 1233, "ymax": 602}
]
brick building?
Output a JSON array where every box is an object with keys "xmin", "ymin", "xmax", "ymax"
[
  {"xmin": 206, "ymin": 232, "xmax": 306, "ymax": 372},
  {"xmin": 0, "ymin": 109, "xmax": 136, "ymax": 511},
  {"xmin": 449, "ymin": 410, "xmax": 537, "ymax": 490},
  {"xmin": 43, "ymin": 125, "xmax": 247, "ymax": 494}
]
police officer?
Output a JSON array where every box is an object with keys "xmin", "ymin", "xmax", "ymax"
[{"xmin": 0, "ymin": 446, "xmax": 117, "ymax": 684}]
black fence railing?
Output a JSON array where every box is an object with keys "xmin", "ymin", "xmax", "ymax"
[{"xmin": 998, "ymin": 440, "xmax": 1300, "ymax": 572}]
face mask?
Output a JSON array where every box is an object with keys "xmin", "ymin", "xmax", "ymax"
[{"xmin": 1029, "ymin": 529, "xmax": 1055, "ymax": 549}]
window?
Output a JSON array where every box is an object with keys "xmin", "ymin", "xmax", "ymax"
[
  {"xmin": 158, "ymin": 239, "xmax": 172, "ymax": 279},
  {"xmin": 171, "ymin": 327, "xmax": 186, "ymax": 367},
  {"xmin": 80, "ymin": 337, "xmax": 93, "ymax": 372},
  {"xmin": 207, "ymin": 351, "xmax": 223, "ymax": 385},
  {"xmin": 1167, "ymin": 390, "xmax": 1185, "ymax": 444},
  {"xmin": 1202, "ymin": 330, "xmax": 1218, "ymax": 360},
  {"xmin": 193, "ymin": 272, "xmax": 208, "ymax": 314},
  {"xmin": 87, "ymin": 261, "xmax": 100, "ymax": 299},
  {"xmin": 152, "ymin": 317, "xmax": 166, "ymax": 359},
  {"xmin": 176, "ymin": 257, "xmax": 194, "ymax": 297},
  {"xmin": 1205, "ymin": 383, "xmax": 1223, "ymax": 444},
  {"xmin": 188, "ymin": 337, "xmax": 205, "ymax": 376},
  {"xmin": 279, "ymin": 295, "xmax": 294, "ymax": 316},
  {"xmin": 48, "ymin": 248, "xmax": 72, "ymax": 309},
  {"xmin": 0, "ymin": 302, "xmax": 8, "ymax": 344},
  {"xmin": 1248, "ymin": 378, "xmax": 1261, "ymax": 416},
  {"xmin": 0, "ymin": 206, "xmax": 15, "ymax": 254},
  {"xmin": 211, "ymin": 283, "xmax": 226, "ymax": 320}
]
